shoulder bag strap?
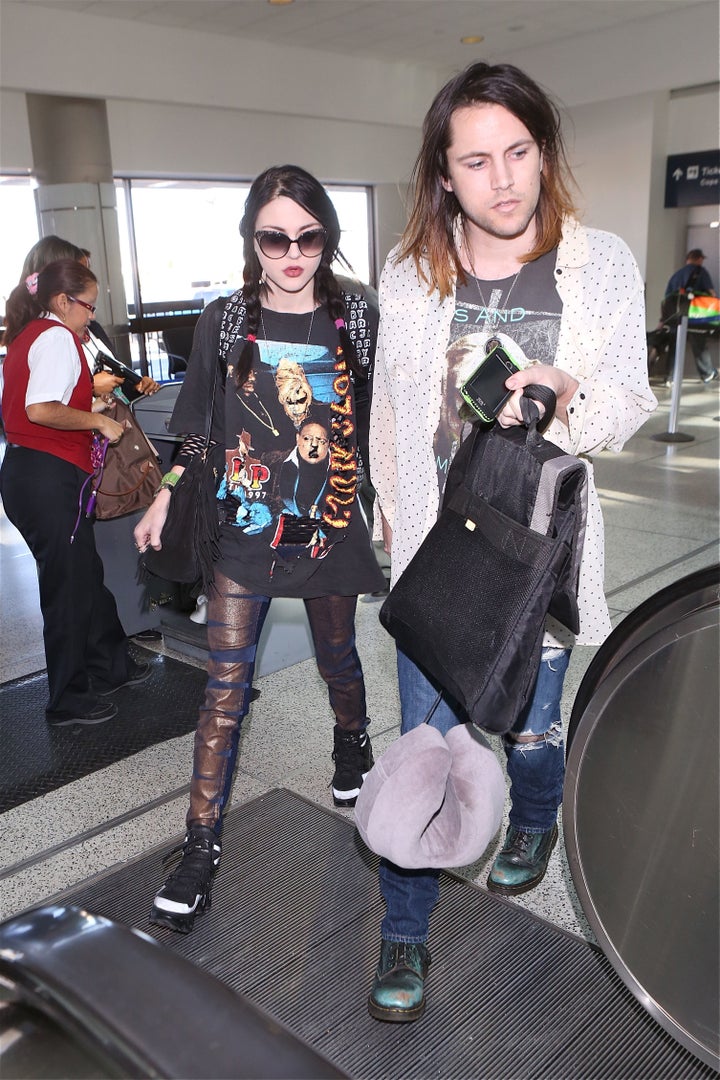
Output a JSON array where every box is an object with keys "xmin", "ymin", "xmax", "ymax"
[{"xmin": 203, "ymin": 298, "xmax": 229, "ymax": 448}]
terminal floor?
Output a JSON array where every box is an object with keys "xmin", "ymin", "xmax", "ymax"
[
  {"xmin": 0, "ymin": 648, "xmax": 204, "ymax": 813},
  {"xmin": 0, "ymin": 380, "xmax": 718, "ymax": 1009}
]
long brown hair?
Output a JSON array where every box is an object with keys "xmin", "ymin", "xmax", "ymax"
[
  {"xmin": 3, "ymin": 259, "xmax": 97, "ymax": 345},
  {"xmin": 399, "ymin": 62, "xmax": 577, "ymax": 298},
  {"xmin": 20, "ymin": 235, "xmax": 87, "ymax": 280}
]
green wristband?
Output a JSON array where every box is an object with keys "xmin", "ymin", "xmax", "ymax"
[{"xmin": 155, "ymin": 471, "xmax": 181, "ymax": 497}]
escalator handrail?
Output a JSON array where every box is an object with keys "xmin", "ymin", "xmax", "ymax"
[
  {"xmin": 567, "ymin": 563, "xmax": 719, "ymax": 750},
  {"xmin": 0, "ymin": 905, "xmax": 346, "ymax": 1080}
]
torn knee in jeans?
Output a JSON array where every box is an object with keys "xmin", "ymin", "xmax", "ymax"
[
  {"xmin": 542, "ymin": 646, "xmax": 567, "ymax": 666},
  {"xmin": 505, "ymin": 719, "xmax": 563, "ymax": 752}
]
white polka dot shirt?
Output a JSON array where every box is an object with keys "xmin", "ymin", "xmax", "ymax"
[{"xmin": 370, "ymin": 218, "xmax": 658, "ymax": 647}]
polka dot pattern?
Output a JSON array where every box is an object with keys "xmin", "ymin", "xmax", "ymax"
[{"xmin": 370, "ymin": 219, "xmax": 658, "ymax": 647}]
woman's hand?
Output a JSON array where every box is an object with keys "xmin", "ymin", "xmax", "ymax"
[
  {"xmin": 134, "ymin": 488, "xmax": 172, "ymax": 553},
  {"xmin": 136, "ymin": 375, "xmax": 161, "ymax": 395},
  {"xmin": 94, "ymin": 413, "xmax": 125, "ymax": 444},
  {"xmin": 91, "ymin": 393, "xmax": 117, "ymax": 414},
  {"xmin": 93, "ymin": 371, "xmax": 124, "ymax": 395},
  {"xmin": 497, "ymin": 364, "xmax": 580, "ymax": 429}
]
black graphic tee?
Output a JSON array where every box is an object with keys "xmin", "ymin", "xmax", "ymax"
[
  {"xmin": 216, "ymin": 306, "xmax": 384, "ymax": 598},
  {"xmin": 434, "ymin": 250, "xmax": 562, "ymax": 496}
]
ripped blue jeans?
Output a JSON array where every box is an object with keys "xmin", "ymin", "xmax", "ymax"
[
  {"xmin": 504, "ymin": 645, "xmax": 570, "ymax": 833},
  {"xmin": 379, "ymin": 645, "xmax": 571, "ymax": 943}
]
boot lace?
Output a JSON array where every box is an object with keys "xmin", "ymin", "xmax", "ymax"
[
  {"xmin": 162, "ymin": 832, "xmax": 219, "ymax": 892},
  {"xmin": 510, "ymin": 830, "xmax": 534, "ymax": 855},
  {"xmin": 332, "ymin": 730, "xmax": 369, "ymax": 770}
]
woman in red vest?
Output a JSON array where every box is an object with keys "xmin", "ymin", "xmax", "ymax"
[{"xmin": 1, "ymin": 259, "xmax": 149, "ymax": 725}]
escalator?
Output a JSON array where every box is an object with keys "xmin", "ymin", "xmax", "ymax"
[{"xmin": 564, "ymin": 565, "xmax": 719, "ymax": 1070}]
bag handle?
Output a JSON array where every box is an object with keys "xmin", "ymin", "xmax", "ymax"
[
  {"xmin": 201, "ymin": 299, "xmax": 229, "ymax": 454},
  {"xmin": 98, "ymin": 458, "xmax": 157, "ymax": 497},
  {"xmin": 520, "ymin": 384, "xmax": 556, "ymax": 435}
]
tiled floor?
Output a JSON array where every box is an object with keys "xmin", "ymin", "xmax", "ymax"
[{"xmin": 1, "ymin": 378, "xmax": 718, "ymax": 948}]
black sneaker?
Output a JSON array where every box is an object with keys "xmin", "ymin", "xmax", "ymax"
[
  {"xmin": 96, "ymin": 660, "xmax": 152, "ymax": 696},
  {"xmin": 46, "ymin": 700, "xmax": 118, "ymax": 727},
  {"xmin": 150, "ymin": 825, "xmax": 222, "ymax": 934},
  {"xmin": 331, "ymin": 725, "xmax": 374, "ymax": 807}
]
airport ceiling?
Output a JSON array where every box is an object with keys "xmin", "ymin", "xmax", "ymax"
[{"xmin": 10, "ymin": 0, "xmax": 707, "ymax": 69}]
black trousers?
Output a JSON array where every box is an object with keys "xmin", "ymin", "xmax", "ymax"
[{"xmin": 1, "ymin": 445, "xmax": 130, "ymax": 713}]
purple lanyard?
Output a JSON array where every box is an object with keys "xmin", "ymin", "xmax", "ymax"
[{"xmin": 70, "ymin": 434, "xmax": 109, "ymax": 543}]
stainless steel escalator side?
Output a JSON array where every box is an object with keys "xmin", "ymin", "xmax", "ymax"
[{"xmin": 564, "ymin": 567, "xmax": 720, "ymax": 1070}]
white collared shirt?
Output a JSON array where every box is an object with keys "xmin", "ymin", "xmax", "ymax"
[{"xmin": 26, "ymin": 314, "xmax": 83, "ymax": 407}]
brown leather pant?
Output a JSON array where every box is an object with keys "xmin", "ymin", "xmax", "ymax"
[{"xmin": 188, "ymin": 572, "xmax": 367, "ymax": 832}]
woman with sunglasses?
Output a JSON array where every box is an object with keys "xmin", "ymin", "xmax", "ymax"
[
  {"xmin": 1, "ymin": 259, "xmax": 150, "ymax": 726},
  {"xmin": 135, "ymin": 164, "xmax": 385, "ymax": 934}
]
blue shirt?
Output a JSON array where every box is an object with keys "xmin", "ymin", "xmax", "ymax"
[{"xmin": 665, "ymin": 263, "xmax": 714, "ymax": 296}]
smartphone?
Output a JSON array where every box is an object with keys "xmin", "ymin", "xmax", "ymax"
[{"xmin": 460, "ymin": 344, "xmax": 522, "ymax": 423}]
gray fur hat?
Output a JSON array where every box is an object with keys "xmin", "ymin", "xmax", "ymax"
[{"xmin": 354, "ymin": 723, "xmax": 505, "ymax": 869}]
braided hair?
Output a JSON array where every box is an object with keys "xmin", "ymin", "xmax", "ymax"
[{"xmin": 234, "ymin": 164, "xmax": 363, "ymax": 388}]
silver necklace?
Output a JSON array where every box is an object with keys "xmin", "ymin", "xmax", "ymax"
[
  {"xmin": 470, "ymin": 265, "xmax": 522, "ymax": 332},
  {"xmin": 466, "ymin": 241, "xmax": 523, "ymax": 333},
  {"xmin": 259, "ymin": 306, "xmax": 316, "ymax": 347}
]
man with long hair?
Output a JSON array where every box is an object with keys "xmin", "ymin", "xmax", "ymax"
[{"xmin": 367, "ymin": 62, "xmax": 656, "ymax": 1022}]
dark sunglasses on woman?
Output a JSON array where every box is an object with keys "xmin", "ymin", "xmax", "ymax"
[{"xmin": 254, "ymin": 228, "xmax": 327, "ymax": 259}]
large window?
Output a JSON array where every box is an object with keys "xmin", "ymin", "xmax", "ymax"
[
  {"xmin": 115, "ymin": 178, "xmax": 373, "ymax": 379},
  {"xmin": 0, "ymin": 177, "xmax": 39, "ymax": 319},
  {"xmin": 116, "ymin": 178, "xmax": 372, "ymax": 307},
  {"xmin": 0, "ymin": 174, "xmax": 373, "ymax": 380}
]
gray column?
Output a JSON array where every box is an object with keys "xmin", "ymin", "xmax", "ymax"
[{"xmin": 26, "ymin": 94, "xmax": 130, "ymax": 362}]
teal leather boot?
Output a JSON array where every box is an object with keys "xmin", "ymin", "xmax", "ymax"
[
  {"xmin": 487, "ymin": 823, "xmax": 558, "ymax": 895},
  {"xmin": 367, "ymin": 940, "xmax": 430, "ymax": 1023}
]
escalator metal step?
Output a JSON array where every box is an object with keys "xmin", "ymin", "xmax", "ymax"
[{"xmin": 52, "ymin": 789, "xmax": 716, "ymax": 1080}]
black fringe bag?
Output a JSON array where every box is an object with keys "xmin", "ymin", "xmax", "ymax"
[{"xmin": 142, "ymin": 313, "xmax": 226, "ymax": 595}]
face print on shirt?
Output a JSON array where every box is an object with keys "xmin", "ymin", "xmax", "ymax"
[{"xmin": 221, "ymin": 323, "xmax": 356, "ymax": 554}]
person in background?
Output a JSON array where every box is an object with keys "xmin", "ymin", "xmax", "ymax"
[
  {"xmin": 0, "ymin": 259, "xmax": 150, "ymax": 725},
  {"xmin": 134, "ymin": 164, "xmax": 385, "ymax": 934},
  {"xmin": 367, "ymin": 61, "xmax": 657, "ymax": 1022},
  {"xmin": 663, "ymin": 249, "xmax": 718, "ymax": 383},
  {"xmin": 20, "ymin": 236, "xmax": 160, "ymax": 399}
]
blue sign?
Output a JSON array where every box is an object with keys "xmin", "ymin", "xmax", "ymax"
[{"xmin": 665, "ymin": 150, "xmax": 720, "ymax": 207}]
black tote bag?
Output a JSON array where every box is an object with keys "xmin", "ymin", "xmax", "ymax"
[{"xmin": 380, "ymin": 388, "xmax": 587, "ymax": 735}]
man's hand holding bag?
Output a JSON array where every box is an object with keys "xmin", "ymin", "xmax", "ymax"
[{"xmin": 379, "ymin": 386, "xmax": 588, "ymax": 735}]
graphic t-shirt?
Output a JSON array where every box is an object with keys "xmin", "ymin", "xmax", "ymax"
[
  {"xmin": 434, "ymin": 249, "xmax": 562, "ymax": 496},
  {"xmin": 216, "ymin": 306, "xmax": 384, "ymax": 598}
]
